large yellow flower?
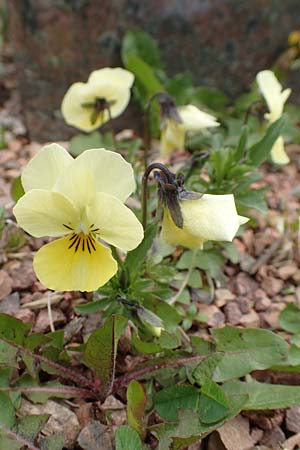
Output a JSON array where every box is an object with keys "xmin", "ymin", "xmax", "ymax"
[
  {"xmin": 256, "ymin": 70, "xmax": 291, "ymax": 165},
  {"xmin": 161, "ymin": 104, "xmax": 219, "ymax": 156},
  {"xmin": 13, "ymin": 144, "xmax": 143, "ymax": 292},
  {"xmin": 161, "ymin": 194, "xmax": 248, "ymax": 249},
  {"xmin": 61, "ymin": 68, "xmax": 134, "ymax": 132}
]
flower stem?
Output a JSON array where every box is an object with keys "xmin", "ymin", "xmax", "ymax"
[
  {"xmin": 106, "ymin": 104, "xmax": 118, "ymax": 151},
  {"xmin": 141, "ymin": 162, "xmax": 175, "ymax": 229},
  {"xmin": 169, "ymin": 249, "xmax": 198, "ymax": 305},
  {"xmin": 143, "ymin": 92, "xmax": 168, "ymax": 171},
  {"xmin": 112, "ymin": 353, "xmax": 206, "ymax": 393},
  {"xmin": 0, "ymin": 336, "xmax": 100, "ymax": 397}
]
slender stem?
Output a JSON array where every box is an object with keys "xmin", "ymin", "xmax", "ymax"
[
  {"xmin": 244, "ymin": 100, "xmax": 264, "ymax": 124},
  {"xmin": 0, "ymin": 424, "xmax": 40, "ymax": 450},
  {"xmin": 169, "ymin": 249, "xmax": 198, "ymax": 305},
  {"xmin": 0, "ymin": 386, "xmax": 94, "ymax": 398},
  {"xmin": 47, "ymin": 291, "xmax": 55, "ymax": 333},
  {"xmin": 113, "ymin": 354, "xmax": 206, "ymax": 393},
  {"xmin": 107, "ymin": 104, "xmax": 118, "ymax": 151},
  {"xmin": 143, "ymin": 92, "xmax": 167, "ymax": 171},
  {"xmin": 142, "ymin": 162, "xmax": 175, "ymax": 229},
  {"xmin": 0, "ymin": 336, "xmax": 100, "ymax": 396}
]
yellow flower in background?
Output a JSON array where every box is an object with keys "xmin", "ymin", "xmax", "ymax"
[
  {"xmin": 161, "ymin": 104, "xmax": 219, "ymax": 156},
  {"xmin": 61, "ymin": 68, "xmax": 134, "ymax": 132},
  {"xmin": 161, "ymin": 194, "xmax": 248, "ymax": 249},
  {"xmin": 289, "ymin": 31, "xmax": 300, "ymax": 47},
  {"xmin": 256, "ymin": 70, "xmax": 291, "ymax": 165},
  {"xmin": 13, "ymin": 144, "xmax": 143, "ymax": 292}
]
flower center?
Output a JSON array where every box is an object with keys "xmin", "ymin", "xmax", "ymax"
[{"xmin": 63, "ymin": 223, "xmax": 99, "ymax": 254}]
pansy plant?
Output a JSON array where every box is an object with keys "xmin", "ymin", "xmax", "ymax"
[
  {"xmin": 61, "ymin": 67, "xmax": 134, "ymax": 132},
  {"xmin": 13, "ymin": 144, "xmax": 143, "ymax": 292},
  {"xmin": 256, "ymin": 70, "xmax": 291, "ymax": 164}
]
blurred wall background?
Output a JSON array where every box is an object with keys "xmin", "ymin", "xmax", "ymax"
[{"xmin": 8, "ymin": 0, "xmax": 300, "ymax": 140}]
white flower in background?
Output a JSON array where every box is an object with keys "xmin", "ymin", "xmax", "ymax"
[
  {"xmin": 61, "ymin": 67, "xmax": 134, "ymax": 132},
  {"xmin": 161, "ymin": 104, "xmax": 219, "ymax": 156},
  {"xmin": 256, "ymin": 70, "xmax": 291, "ymax": 165}
]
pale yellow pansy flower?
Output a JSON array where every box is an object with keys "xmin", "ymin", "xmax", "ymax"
[
  {"xmin": 61, "ymin": 67, "xmax": 134, "ymax": 132},
  {"xmin": 161, "ymin": 194, "xmax": 248, "ymax": 249},
  {"xmin": 256, "ymin": 70, "xmax": 291, "ymax": 165},
  {"xmin": 13, "ymin": 143, "xmax": 143, "ymax": 292},
  {"xmin": 160, "ymin": 104, "xmax": 219, "ymax": 156}
]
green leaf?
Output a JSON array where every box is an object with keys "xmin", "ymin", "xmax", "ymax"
[
  {"xmin": 83, "ymin": 315, "xmax": 127, "ymax": 395},
  {"xmin": 127, "ymin": 380, "xmax": 147, "ymax": 437},
  {"xmin": 74, "ymin": 297, "xmax": 113, "ymax": 315},
  {"xmin": 122, "ymin": 30, "xmax": 162, "ymax": 69},
  {"xmin": 69, "ymin": 131, "xmax": 108, "ymax": 156},
  {"xmin": 40, "ymin": 434, "xmax": 65, "ymax": 450},
  {"xmin": 193, "ymin": 86, "xmax": 229, "ymax": 112},
  {"xmin": 234, "ymin": 125, "xmax": 248, "ymax": 161},
  {"xmin": 11, "ymin": 176, "xmax": 24, "ymax": 202},
  {"xmin": 124, "ymin": 55, "xmax": 164, "ymax": 101},
  {"xmin": 125, "ymin": 224, "xmax": 157, "ymax": 282},
  {"xmin": 248, "ymin": 116, "xmax": 286, "ymax": 166},
  {"xmin": 279, "ymin": 304, "xmax": 300, "ymax": 334},
  {"xmin": 154, "ymin": 385, "xmax": 199, "ymax": 422},
  {"xmin": 211, "ymin": 326, "xmax": 289, "ymax": 382},
  {"xmin": 115, "ymin": 425, "xmax": 142, "ymax": 450},
  {"xmin": 224, "ymin": 379, "xmax": 300, "ymax": 410},
  {"xmin": 199, "ymin": 378, "xmax": 229, "ymax": 424},
  {"xmin": 0, "ymin": 314, "xmax": 31, "ymax": 367},
  {"xmin": 17, "ymin": 414, "xmax": 49, "ymax": 442},
  {"xmin": 132, "ymin": 332, "xmax": 162, "ymax": 354},
  {"xmin": 236, "ymin": 188, "xmax": 268, "ymax": 214},
  {"xmin": 0, "ymin": 392, "xmax": 15, "ymax": 427}
]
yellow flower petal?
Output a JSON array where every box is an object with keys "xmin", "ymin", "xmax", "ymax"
[
  {"xmin": 270, "ymin": 136, "xmax": 290, "ymax": 165},
  {"xmin": 34, "ymin": 236, "xmax": 118, "ymax": 292},
  {"xmin": 161, "ymin": 209, "xmax": 205, "ymax": 249},
  {"xmin": 182, "ymin": 194, "xmax": 245, "ymax": 241},
  {"xmin": 54, "ymin": 148, "xmax": 136, "ymax": 205},
  {"xmin": 61, "ymin": 82, "xmax": 102, "ymax": 132},
  {"xmin": 178, "ymin": 104, "xmax": 220, "ymax": 131},
  {"xmin": 160, "ymin": 119, "xmax": 185, "ymax": 156},
  {"xmin": 61, "ymin": 68, "xmax": 134, "ymax": 132},
  {"xmin": 87, "ymin": 192, "xmax": 144, "ymax": 251},
  {"xmin": 256, "ymin": 70, "xmax": 291, "ymax": 122},
  {"xmin": 161, "ymin": 194, "xmax": 248, "ymax": 249},
  {"xmin": 21, "ymin": 143, "xmax": 73, "ymax": 192},
  {"xmin": 13, "ymin": 190, "xmax": 80, "ymax": 238},
  {"xmin": 88, "ymin": 67, "xmax": 134, "ymax": 89}
]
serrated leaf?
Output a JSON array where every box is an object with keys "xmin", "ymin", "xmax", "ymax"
[
  {"xmin": 154, "ymin": 385, "xmax": 199, "ymax": 422},
  {"xmin": 248, "ymin": 116, "xmax": 286, "ymax": 166},
  {"xmin": 212, "ymin": 326, "xmax": 289, "ymax": 382},
  {"xmin": 115, "ymin": 425, "xmax": 142, "ymax": 450},
  {"xmin": 279, "ymin": 303, "xmax": 300, "ymax": 334},
  {"xmin": 199, "ymin": 378, "xmax": 229, "ymax": 424},
  {"xmin": 127, "ymin": 380, "xmax": 147, "ymax": 438},
  {"xmin": 83, "ymin": 315, "xmax": 127, "ymax": 396},
  {"xmin": 223, "ymin": 379, "xmax": 300, "ymax": 410}
]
